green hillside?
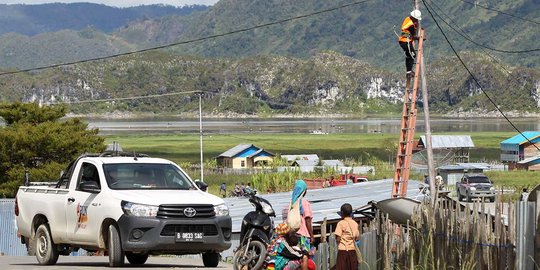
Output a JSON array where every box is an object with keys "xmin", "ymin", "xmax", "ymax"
[
  {"xmin": 116, "ymin": 0, "xmax": 540, "ymax": 70},
  {"xmin": 0, "ymin": 0, "xmax": 537, "ymax": 70},
  {"xmin": 1, "ymin": 51, "xmax": 538, "ymax": 116}
]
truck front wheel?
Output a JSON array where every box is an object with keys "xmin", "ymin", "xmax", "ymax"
[
  {"xmin": 108, "ymin": 224, "xmax": 124, "ymax": 267},
  {"xmin": 35, "ymin": 224, "xmax": 59, "ymax": 265},
  {"xmin": 126, "ymin": 252, "xmax": 148, "ymax": 265},
  {"xmin": 203, "ymin": 252, "xmax": 220, "ymax": 267}
]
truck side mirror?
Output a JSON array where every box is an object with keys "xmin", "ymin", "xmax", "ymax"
[
  {"xmin": 79, "ymin": 182, "xmax": 101, "ymax": 193},
  {"xmin": 195, "ymin": 181, "xmax": 208, "ymax": 192}
]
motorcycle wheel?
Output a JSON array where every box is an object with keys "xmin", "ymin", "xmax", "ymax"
[{"xmin": 233, "ymin": 240, "xmax": 267, "ymax": 270}]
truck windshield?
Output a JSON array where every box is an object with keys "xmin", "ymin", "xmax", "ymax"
[
  {"xmin": 103, "ymin": 163, "xmax": 196, "ymax": 190},
  {"xmin": 468, "ymin": 176, "xmax": 491, "ymax": 184}
]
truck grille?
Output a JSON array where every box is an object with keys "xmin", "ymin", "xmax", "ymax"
[
  {"xmin": 161, "ymin": 224, "xmax": 219, "ymax": 236},
  {"xmin": 157, "ymin": 204, "xmax": 215, "ymax": 219}
]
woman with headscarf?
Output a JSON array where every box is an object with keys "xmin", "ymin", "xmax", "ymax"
[{"xmin": 289, "ymin": 179, "xmax": 314, "ymax": 256}]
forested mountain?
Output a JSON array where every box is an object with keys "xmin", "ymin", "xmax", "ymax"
[
  {"xmin": 0, "ymin": 3, "xmax": 207, "ymax": 36},
  {"xmin": 116, "ymin": 0, "xmax": 540, "ymax": 69},
  {"xmin": 0, "ymin": 0, "xmax": 538, "ymax": 70},
  {"xmin": 1, "ymin": 51, "xmax": 538, "ymax": 117},
  {"xmin": 0, "ymin": 0, "xmax": 538, "ymax": 116}
]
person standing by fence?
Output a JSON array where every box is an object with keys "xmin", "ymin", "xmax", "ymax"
[
  {"xmin": 332, "ymin": 203, "xmax": 360, "ymax": 270},
  {"xmin": 219, "ymin": 182, "xmax": 226, "ymax": 198},
  {"xmin": 287, "ymin": 180, "xmax": 315, "ymax": 257}
]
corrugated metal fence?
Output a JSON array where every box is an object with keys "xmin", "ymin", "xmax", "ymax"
[
  {"xmin": 0, "ymin": 199, "xmax": 27, "ymax": 256},
  {"xmin": 0, "ymin": 199, "xmax": 87, "ymax": 256}
]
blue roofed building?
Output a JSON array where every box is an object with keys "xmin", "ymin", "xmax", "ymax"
[
  {"xmin": 500, "ymin": 131, "xmax": 540, "ymax": 170},
  {"xmin": 216, "ymin": 144, "xmax": 275, "ymax": 169}
]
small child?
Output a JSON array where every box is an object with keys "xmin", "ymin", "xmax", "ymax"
[
  {"xmin": 333, "ymin": 203, "xmax": 360, "ymax": 270},
  {"xmin": 267, "ymin": 223, "xmax": 315, "ymax": 270}
]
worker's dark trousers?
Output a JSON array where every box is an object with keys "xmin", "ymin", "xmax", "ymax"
[{"xmin": 399, "ymin": 41, "xmax": 416, "ymax": 72}]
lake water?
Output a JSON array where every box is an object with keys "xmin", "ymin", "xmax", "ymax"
[{"xmin": 86, "ymin": 117, "xmax": 540, "ymax": 135}]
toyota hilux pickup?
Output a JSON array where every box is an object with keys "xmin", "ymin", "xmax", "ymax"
[
  {"xmin": 15, "ymin": 152, "xmax": 231, "ymax": 267},
  {"xmin": 456, "ymin": 173, "xmax": 496, "ymax": 202}
]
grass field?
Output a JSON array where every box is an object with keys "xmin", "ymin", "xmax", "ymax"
[{"xmin": 104, "ymin": 132, "xmax": 538, "ymax": 195}]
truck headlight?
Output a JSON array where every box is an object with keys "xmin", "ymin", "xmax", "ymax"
[
  {"xmin": 490, "ymin": 187, "xmax": 495, "ymax": 191},
  {"xmin": 214, "ymin": 204, "xmax": 229, "ymax": 216},
  {"xmin": 122, "ymin": 201, "xmax": 158, "ymax": 217},
  {"xmin": 469, "ymin": 187, "xmax": 476, "ymax": 191}
]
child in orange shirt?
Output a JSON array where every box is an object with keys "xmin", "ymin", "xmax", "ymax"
[{"xmin": 333, "ymin": 203, "xmax": 360, "ymax": 270}]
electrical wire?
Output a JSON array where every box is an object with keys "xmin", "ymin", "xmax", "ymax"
[
  {"xmin": 424, "ymin": 0, "xmax": 540, "ymax": 53},
  {"xmin": 422, "ymin": 0, "xmax": 540, "ymax": 151},
  {"xmin": 52, "ymin": 90, "xmax": 202, "ymax": 105},
  {"xmin": 424, "ymin": 0, "xmax": 510, "ymax": 72},
  {"xmin": 455, "ymin": 0, "xmax": 540, "ymax": 25},
  {"xmin": 0, "ymin": 0, "xmax": 375, "ymax": 77}
]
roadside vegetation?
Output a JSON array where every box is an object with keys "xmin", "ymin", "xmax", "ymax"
[
  {"xmin": 0, "ymin": 102, "xmax": 534, "ymax": 198},
  {"xmin": 104, "ymin": 132, "xmax": 536, "ymax": 196}
]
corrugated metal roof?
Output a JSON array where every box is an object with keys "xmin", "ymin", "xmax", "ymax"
[
  {"xmin": 225, "ymin": 179, "xmax": 421, "ymax": 233},
  {"xmin": 218, "ymin": 144, "xmax": 274, "ymax": 158},
  {"xmin": 517, "ymin": 155, "xmax": 540, "ymax": 164},
  {"xmin": 247, "ymin": 149, "xmax": 275, "ymax": 158},
  {"xmin": 456, "ymin": 163, "xmax": 491, "ymax": 170},
  {"xmin": 438, "ymin": 163, "xmax": 490, "ymax": 171},
  {"xmin": 292, "ymin": 160, "xmax": 319, "ymax": 167},
  {"xmin": 322, "ymin": 160, "xmax": 344, "ymax": 167},
  {"xmin": 419, "ymin": 135, "xmax": 475, "ymax": 148},
  {"xmin": 281, "ymin": 154, "xmax": 320, "ymax": 162},
  {"xmin": 500, "ymin": 131, "xmax": 540, "ymax": 145},
  {"xmin": 218, "ymin": 144, "xmax": 253, "ymax": 157}
]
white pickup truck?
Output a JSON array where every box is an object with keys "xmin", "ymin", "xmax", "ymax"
[{"xmin": 15, "ymin": 152, "xmax": 231, "ymax": 267}]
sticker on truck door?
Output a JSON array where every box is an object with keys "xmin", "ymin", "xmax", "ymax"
[{"xmin": 77, "ymin": 203, "xmax": 88, "ymax": 229}]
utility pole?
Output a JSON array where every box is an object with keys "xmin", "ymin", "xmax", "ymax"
[
  {"xmin": 415, "ymin": 0, "xmax": 437, "ymax": 203},
  {"xmin": 198, "ymin": 92, "xmax": 204, "ymax": 182}
]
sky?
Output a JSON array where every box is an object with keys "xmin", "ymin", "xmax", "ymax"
[{"xmin": 0, "ymin": 0, "xmax": 219, "ymax": 7}]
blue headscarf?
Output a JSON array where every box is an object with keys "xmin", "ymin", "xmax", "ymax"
[{"xmin": 291, "ymin": 179, "xmax": 307, "ymax": 215}]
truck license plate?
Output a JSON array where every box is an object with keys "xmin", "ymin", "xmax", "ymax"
[{"xmin": 175, "ymin": 232, "xmax": 204, "ymax": 242}]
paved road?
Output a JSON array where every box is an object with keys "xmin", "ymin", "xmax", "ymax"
[{"xmin": 0, "ymin": 256, "xmax": 233, "ymax": 269}]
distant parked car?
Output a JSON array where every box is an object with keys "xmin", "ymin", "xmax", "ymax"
[{"xmin": 456, "ymin": 173, "xmax": 496, "ymax": 202}]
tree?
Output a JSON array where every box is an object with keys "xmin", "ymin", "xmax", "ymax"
[{"xmin": 0, "ymin": 102, "xmax": 105, "ymax": 197}]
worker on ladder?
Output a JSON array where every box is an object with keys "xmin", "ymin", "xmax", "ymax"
[{"xmin": 398, "ymin": 9, "xmax": 422, "ymax": 79}]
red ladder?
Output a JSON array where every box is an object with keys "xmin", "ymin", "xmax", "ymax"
[{"xmin": 392, "ymin": 28, "xmax": 425, "ymax": 198}]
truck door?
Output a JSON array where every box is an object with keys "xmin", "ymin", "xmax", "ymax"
[{"xmin": 65, "ymin": 162, "xmax": 105, "ymax": 244}]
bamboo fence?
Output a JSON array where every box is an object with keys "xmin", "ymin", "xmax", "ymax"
[{"xmin": 368, "ymin": 197, "xmax": 517, "ymax": 269}]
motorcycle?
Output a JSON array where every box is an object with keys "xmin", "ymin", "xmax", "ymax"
[{"xmin": 233, "ymin": 190, "xmax": 275, "ymax": 270}]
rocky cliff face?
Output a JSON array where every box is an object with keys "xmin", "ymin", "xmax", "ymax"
[{"xmin": 2, "ymin": 51, "xmax": 539, "ymax": 117}]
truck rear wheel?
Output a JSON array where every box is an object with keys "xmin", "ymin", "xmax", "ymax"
[
  {"xmin": 126, "ymin": 252, "xmax": 148, "ymax": 265},
  {"xmin": 108, "ymin": 224, "xmax": 124, "ymax": 267},
  {"xmin": 35, "ymin": 224, "xmax": 59, "ymax": 265}
]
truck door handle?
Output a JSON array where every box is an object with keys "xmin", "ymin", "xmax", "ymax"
[{"xmin": 67, "ymin": 197, "xmax": 75, "ymax": 203}]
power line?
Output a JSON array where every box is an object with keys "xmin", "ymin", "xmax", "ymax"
[
  {"xmin": 0, "ymin": 0, "xmax": 375, "ymax": 77},
  {"xmin": 424, "ymin": 0, "xmax": 540, "ymax": 53},
  {"xmin": 455, "ymin": 0, "xmax": 540, "ymax": 25},
  {"xmin": 51, "ymin": 90, "xmax": 202, "ymax": 105},
  {"xmin": 424, "ymin": 0, "xmax": 510, "ymax": 72},
  {"xmin": 422, "ymin": 0, "xmax": 540, "ymax": 151}
]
